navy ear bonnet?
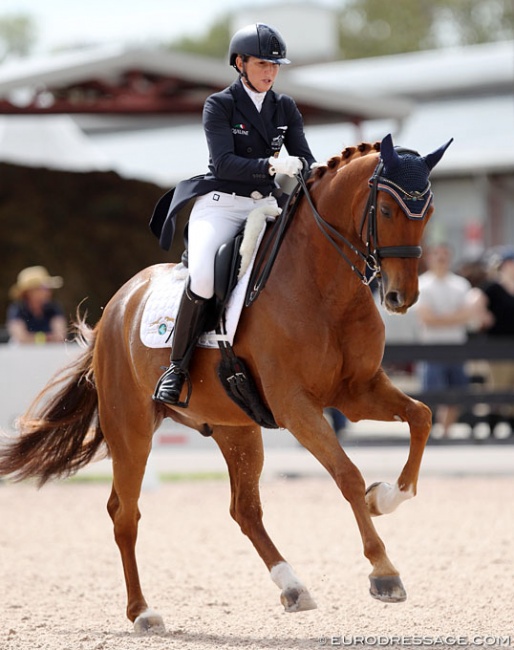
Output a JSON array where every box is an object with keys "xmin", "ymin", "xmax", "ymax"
[{"xmin": 371, "ymin": 134, "xmax": 453, "ymax": 219}]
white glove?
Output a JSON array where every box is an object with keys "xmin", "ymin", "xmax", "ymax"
[{"xmin": 269, "ymin": 155, "xmax": 302, "ymax": 177}]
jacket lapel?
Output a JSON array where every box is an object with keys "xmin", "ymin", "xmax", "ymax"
[{"xmin": 231, "ymin": 80, "xmax": 276, "ymax": 144}]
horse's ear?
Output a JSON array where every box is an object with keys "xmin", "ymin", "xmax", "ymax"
[
  {"xmin": 380, "ymin": 133, "xmax": 401, "ymax": 169},
  {"xmin": 424, "ymin": 138, "xmax": 454, "ymax": 171}
]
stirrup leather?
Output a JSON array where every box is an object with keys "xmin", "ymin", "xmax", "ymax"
[{"xmin": 152, "ymin": 364, "xmax": 193, "ymax": 408}]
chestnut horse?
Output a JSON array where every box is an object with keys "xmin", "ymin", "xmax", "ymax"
[{"xmin": 0, "ymin": 134, "xmax": 451, "ymax": 633}]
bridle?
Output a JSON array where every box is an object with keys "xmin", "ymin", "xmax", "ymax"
[
  {"xmin": 295, "ymin": 149, "xmax": 430, "ymax": 287},
  {"xmin": 246, "ymin": 150, "xmax": 431, "ymax": 306}
]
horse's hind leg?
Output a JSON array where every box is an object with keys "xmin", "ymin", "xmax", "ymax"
[
  {"xmin": 97, "ymin": 382, "xmax": 165, "ymax": 633},
  {"xmin": 212, "ymin": 424, "xmax": 317, "ymax": 613}
]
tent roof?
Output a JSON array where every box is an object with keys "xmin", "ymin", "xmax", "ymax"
[
  {"xmin": 289, "ymin": 40, "xmax": 514, "ymax": 100},
  {"xmin": 0, "ymin": 44, "xmax": 410, "ymax": 124},
  {"xmin": 0, "ymin": 114, "xmax": 110, "ymax": 173}
]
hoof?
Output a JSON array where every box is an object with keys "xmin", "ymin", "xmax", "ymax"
[
  {"xmin": 280, "ymin": 587, "xmax": 317, "ymax": 612},
  {"xmin": 369, "ymin": 575, "xmax": 407, "ymax": 603},
  {"xmin": 133, "ymin": 608, "xmax": 166, "ymax": 634}
]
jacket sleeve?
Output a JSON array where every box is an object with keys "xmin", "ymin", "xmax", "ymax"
[{"xmin": 203, "ymin": 95, "xmax": 271, "ymax": 183}]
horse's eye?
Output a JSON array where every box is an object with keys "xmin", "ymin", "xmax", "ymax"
[{"xmin": 380, "ymin": 204, "xmax": 392, "ymax": 218}]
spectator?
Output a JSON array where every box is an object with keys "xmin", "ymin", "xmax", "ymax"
[
  {"xmin": 6, "ymin": 265, "xmax": 67, "ymax": 344},
  {"xmin": 471, "ymin": 246, "xmax": 514, "ymax": 435},
  {"xmin": 414, "ymin": 243, "xmax": 476, "ymax": 438}
]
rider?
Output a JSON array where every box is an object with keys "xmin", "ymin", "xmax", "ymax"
[{"xmin": 150, "ymin": 22, "xmax": 316, "ymax": 407}]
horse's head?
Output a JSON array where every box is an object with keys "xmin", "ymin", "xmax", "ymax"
[
  {"xmin": 298, "ymin": 135, "xmax": 452, "ymax": 315},
  {"xmin": 367, "ymin": 133, "xmax": 453, "ymax": 313}
]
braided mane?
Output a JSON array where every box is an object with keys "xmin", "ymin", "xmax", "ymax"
[{"xmin": 309, "ymin": 141, "xmax": 381, "ymax": 183}]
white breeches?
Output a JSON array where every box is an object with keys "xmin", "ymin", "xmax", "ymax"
[{"xmin": 187, "ymin": 191, "xmax": 278, "ymax": 299}]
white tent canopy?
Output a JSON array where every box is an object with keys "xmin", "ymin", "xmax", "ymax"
[{"xmin": 0, "ymin": 114, "xmax": 111, "ymax": 173}]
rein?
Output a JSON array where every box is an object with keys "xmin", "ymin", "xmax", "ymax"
[
  {"xmin": 295, "ymin": 171, "xmax": 374, "ymax": 286},
  {"xmin": 245, "ymin": 182, "xmax": 303, "ymax": 306}
]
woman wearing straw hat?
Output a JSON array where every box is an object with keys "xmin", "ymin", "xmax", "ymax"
[{"xmin": 6, "ymin": 266, "xmax": 67, "ymax": 344}]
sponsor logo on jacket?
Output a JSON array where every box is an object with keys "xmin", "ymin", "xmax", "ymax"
[{"xmin": 232, "ymin": 123, "xmax": 249, "ymax": 135}]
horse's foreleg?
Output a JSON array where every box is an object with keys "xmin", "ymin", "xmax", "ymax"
[
  {"xmin": 344, "ymin": 371, "xmax": 432, "ymax": 517},
  {"xmin": 365, "ymin": 397, "xmax": 429, "ymax": 517},
  {"xmin": 212, "ymin": 424, "xmax": 317, "ymax": 612},
  {"xmin": 285, "ymin": 407, "xmax": 406, "ymax": 603}
]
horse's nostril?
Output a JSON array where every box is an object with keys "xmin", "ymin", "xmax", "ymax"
[{"xmin": 385, "ymin": 291, "xmax": 404, "ymax": 309}]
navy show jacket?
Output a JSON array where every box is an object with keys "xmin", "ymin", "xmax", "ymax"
[{"xmin": 150, "ymin": 78, "xmax": 315, "ymax": 251}]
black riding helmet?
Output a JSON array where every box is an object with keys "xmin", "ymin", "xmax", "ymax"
[{"xmin": 229, "ymin": 23, "xmax": 291, "ymax": 70}]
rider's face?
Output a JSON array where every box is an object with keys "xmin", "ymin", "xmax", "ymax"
[{"xmin": 237, "ymin": 55, "xmax": 280, "ymax": 93}]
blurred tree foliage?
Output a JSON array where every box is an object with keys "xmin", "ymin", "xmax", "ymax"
[
  {"xmin": 338, "ymin": 0, "xmax": 514, "ymax": 58},
  {"xmin": 0, "ymin": 13, "xmax": 36, "ymax": 61},
  {"xmin": 167, "ymin": 0, "xmax": 514, "ymax": 60},
  {"xmin": 170, "ymin": 20, "xmax": 231, "ymax": 59}
]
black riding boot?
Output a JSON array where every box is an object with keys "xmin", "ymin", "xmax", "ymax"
[{"xmin": 152, "ymin": 283, "xmax": 208, "ymax": 407}]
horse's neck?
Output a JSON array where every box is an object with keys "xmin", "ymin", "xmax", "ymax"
[
  {"xmin": 291, "ymin": 179, "xmax": 369, "ymax": 296},
  {"xmin": 279, "ymin": 202, "xmax": 369, "ymax": 319}
]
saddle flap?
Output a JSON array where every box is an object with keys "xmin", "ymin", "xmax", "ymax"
[{"xmin": 214, "ymin": 232, "xmax": 244, "ymax": 305}]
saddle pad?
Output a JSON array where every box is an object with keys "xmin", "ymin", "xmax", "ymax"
[{"xmin": 140, "ymin": 222, "xmax": 267, "ymax": 350}]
